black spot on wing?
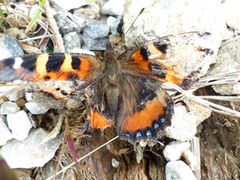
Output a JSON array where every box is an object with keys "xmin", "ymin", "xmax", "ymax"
[
  {"xmin": 1, "ymin": 58, "xmax": 16, "ymax": 68},
  {"xmin": 67, "ymin": 73, "xmax": 79, "ymax": 80},
  {"xmin": 20, "ymin": 54, "xmax": 38, "ymax": 72},
  {"xmin": 136, "ymin": 85, "xmax": 156, "ymax": 112},
  {"xmin": 154, "ymin": 43, "xmax": 168, "ymax": 54},
  {"xmin": 140, "ymin": 47, "xmax": 149, "ymax": 60},
  {"xmin": 71, "ymin": 56, "xmax": 81, "ymax": 71},
  {"xmin": 46, "ymin": 54, "xmax": 65, "ymax": 72},
  {"xmin": 44, "ymin": 76, "xmax": 51, "ymax": 81},
  {"xmin": 149, "ymin": 63, "xmax": 167, "ymax": 79}
]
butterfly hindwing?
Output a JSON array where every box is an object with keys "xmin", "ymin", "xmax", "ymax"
[{"xmin": 117, "ymin": 77, "xmax": 173, "ymax": 144}]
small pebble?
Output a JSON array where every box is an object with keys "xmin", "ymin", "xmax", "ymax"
[
  {"xmin": 25, "ymin": 102, "xmax": 50, "ymax": 115},
  {"xmin": 165, "ymin": 160, "xmax": 197, "ymax": 180},
  {"xmin": 0, "ymin": 101, "xmax": 20, "ymax": 114},
  {"xmin": 163, "ymin": 141, "xmax": 190, "ymax": 161},
  {"xmin": 0, "ymin": 116, "xmax": 12, "ymax": 146},
  {"xmin": 7, "ymin": 110, "xmax": 32, "ymax": 141}
]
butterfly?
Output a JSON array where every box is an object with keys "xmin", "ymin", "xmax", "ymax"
[{"xmin": 0, "ymin": 32, "xmax": 211, "ymax": 145}]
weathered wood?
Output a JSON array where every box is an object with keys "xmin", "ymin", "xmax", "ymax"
[{"xmin": 198, "ymin": 88, "xmax": 240, "ymax": 180}]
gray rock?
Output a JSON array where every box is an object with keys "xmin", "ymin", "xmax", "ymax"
[
  {"xmin": 0, "ymin": 35, "xmax": 23, "ymax": 59},
  {"xmin": 207, "ymin": 37, "xmax": 240, "ymax": 95},
  {"xmin": 0, "ymin": 128, "xmax": 62, "ymax": 168},
  {"xmin": 73, "ymin": 3, "xmax": 100, "ymax": 21},
  {"xmin": 82, "ymin": 20, "xmax": 110, "ymax": 50},
  {"xmin": 110, "ymin": 15, "xmax": 123, "ymax": 36},
  {"xmin": 55, "ymin": 12, "xmax": 85, "ymax": 34},
  {"xmin": 166, "ymin": 161, "xmax": 197, "ymax": 180},
  {"xmin": 63, "ymin": 31, "xmax": 82, "ymax": 52}
]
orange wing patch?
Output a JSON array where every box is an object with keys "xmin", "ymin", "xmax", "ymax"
[
  {"xmin": 130, "ymin": 49, "xmax": 152, "ymax": 72},
  {"xmin": 156, "ymin": 66, "xmax": 185, "ymax": 85},
  {"xmin": 121, "ymin": 99, "xmax": 165, "ymax": 132},
  {"xmin": 90, "ymin": 109, "xmax": 111, "ymax": 130},
  {"xmin": 127, "ymin": 45, "xmax": 186, "ymax": 85},
  {"xmin": 35, "ymin": 54, "xmax": 95, "ymax": 81}
]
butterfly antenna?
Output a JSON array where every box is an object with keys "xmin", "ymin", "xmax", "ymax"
[
  {"xmin": 124, "ymin": 8, "xmax": 145, "ymax": 36},
  {"xmin": 66, "ymin": 15, "xmax": 93, "ymax": 40}
]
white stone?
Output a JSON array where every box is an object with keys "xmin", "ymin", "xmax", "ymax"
[
  {"xmin": 0, "ymin": 116, "xmax": 12, "ymax": 146},
  {"xmin": 221, "ymin": 0, "xmax": 240, "ymax": 30},
  {"xmin": 166, "ymin": 161, "xmax": 197, "ymax": 180},
  {"xmin": 0, "ymin": 85, "xmax": 24, "ymax": 99},
  {"xmin": 111, "ymin": 158, "xmax": 120, "ymax": 168},
  {"xmin": 50, "ymin": 0, "xmax": 91, "ymax": 11},
  {"xmin": 25, "ymin": 102, "xmax": 49, "ymax": 114},
  {"xmin": 163, "ymin": 141, "xmax": 190, "ymax": 161},
  {"xmin": 124, "ymin": 0, "xmax": 225, "ymax": 46},
  {"xmin": 182, "ymin": 149, "xmax": 197, "ymax": 170},
  {"xmin": 0, "ymin": 101, "xmax": 20, "ymax": 114},
  {"xmin": 70, "ymin": 48, "xmax": 95, "ymax": 55},
  {"xmin": 165, "ymin": 104, "xmax": 197, "ymax": 141},
  {"xmin": 107, "ymin": 16, "xmax": 117, "ymax": 27},
  {"xmin": 25, "ymin": 92, "xmax": 34, "ymax": 102},
  {"xmin": 7, "ymin": 110, "xmax": 32, "ymax": 141},
  {"xmin": 0, "ymin": 128, "xmax": 62, "ymax": 168},
  {"xmin": 4, "ymin": 89, "xmax": 24, "ymax": 101},
  {"xmin": 101, "ymin": 0, "xmax": 124, "ymax": 16}
]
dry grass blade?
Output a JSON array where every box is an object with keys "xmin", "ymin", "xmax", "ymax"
[
  {"xmin": 196, "ymin": 70, "xmax": 240, "ymax": 88},
  {"xmin": 44, "ymin": 0, "xmax": 64, "ymax": 52},
  {"xmin": 196, "ymin": 96, "xmax": 240, "ymax": 101},
  {"xmin": 165, "ymin": 83, "xmax": 240, "ymax": 118},
  {"xmin": 46, "ymin": 135, "xmax": 119, "ymax": 180}
]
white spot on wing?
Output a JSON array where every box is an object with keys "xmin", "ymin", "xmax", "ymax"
[{"xmin": 13, "ymin": 57, "xmax": 23, "ymax": 69}]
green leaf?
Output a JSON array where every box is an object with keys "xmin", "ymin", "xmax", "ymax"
[
  {"xmin": 85, "ymin": 0, "xmax": 96, "ymax": 3},
  {"xmin": 0, "ymin": 7, "xmax": 3, "ymax": 25},
  {"xmin": 39, "ymin": 0, "xmax": 46, "ymax": 8},
  {"xmin": 25, "ymin": 8, "xmax": 43, "ymax": 33},
  {"xmin": 25, "ymin": 0, "xmax": 47, "ymax": 33}
]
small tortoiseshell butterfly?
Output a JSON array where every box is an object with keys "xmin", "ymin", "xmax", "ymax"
[{"xmin": 0, "ymin": 32, "xmax": 211, "ymax": 145}]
